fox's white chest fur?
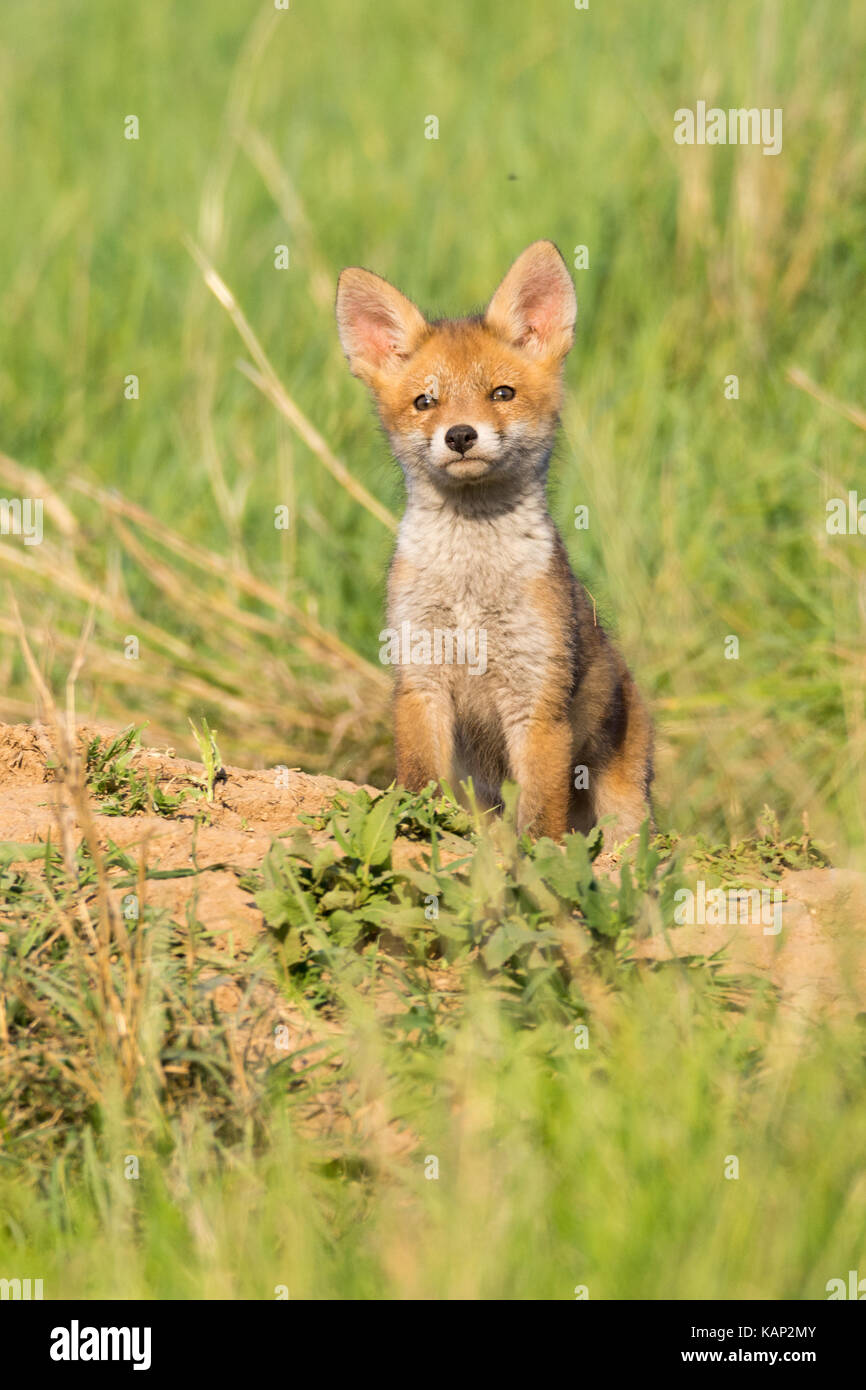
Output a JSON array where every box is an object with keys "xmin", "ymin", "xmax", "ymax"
[
  {"xmin": 388, "ymin": 493, "xmax": 558, "ymax": 753},
  {"xmin": 393, "ymin": 494, "xmax": 552, "ymax": 621}
]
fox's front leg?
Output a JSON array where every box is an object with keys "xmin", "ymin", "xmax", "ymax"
[
  {"xmin": 393, "ymin": 680, "xmax": 454, "ymax": 792},
  {"xmin": 506, "ymin": 715, "xmax": 573, "ymax": 839}
]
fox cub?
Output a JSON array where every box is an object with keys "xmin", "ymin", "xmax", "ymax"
[{"xmin": 336, "ymin": 241, "xmax": 652, "ymax": 844}]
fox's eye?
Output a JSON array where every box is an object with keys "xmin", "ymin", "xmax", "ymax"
[
  {"xmin": 491, "ymin": 385, "xmax": 515, "ymax": 401},
  {"xmin": 413, "ymin": 393, "xmax": 436, "ymax": 411}
]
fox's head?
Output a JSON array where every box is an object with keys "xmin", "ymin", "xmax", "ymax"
[{"xmin": 335, "ymin": 241, "xmax": 576, "ymax": 492}]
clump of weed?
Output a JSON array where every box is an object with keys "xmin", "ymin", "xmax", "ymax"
[
  {"xmin": 299, "ymin": 780, "xmax": 475, "ymax": 839},
  {"xmin": 81, "ymin": 724, "xmax": 191, "ymax": 816},
  {"xmin": 242, "ymin": 784, "xmax": 681, "ymax": 1020},
  {"xmin": 690, "ymin": 805, "xmax": 831, "ymax": 886}
]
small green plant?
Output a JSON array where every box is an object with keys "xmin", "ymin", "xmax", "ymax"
[
  {"xmin": 188, "ymin": 717, "xmax": 225, "ymax": 803},
  {"xmin": 82, "ymin": 725, "xmax": 190, "ymax": 816},
  {"xmin": 242, "ymin": 784, "xmax": 681, "ymax": 1018},
  {"xmin": 690, "ymin": 805, "xmax": 831, "ymax": 886},
  {"xmin": 299, "ymin": 780, "xmax": 476, "ymax": 839}
]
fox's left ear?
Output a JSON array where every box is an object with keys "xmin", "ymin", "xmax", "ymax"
[{"xmin": 485, "ymin": 241, "xmax": 577, "ymax": 361}]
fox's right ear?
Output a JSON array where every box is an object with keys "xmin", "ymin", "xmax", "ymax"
[
  {"xmin": 336, "ymin": 268, "xmax": 428, "ymax": 382},
  {"xmin": 485, "ymin": 241, "xmax": 577, "ymax": 362}
]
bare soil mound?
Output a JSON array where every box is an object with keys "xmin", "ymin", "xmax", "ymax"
[{"xmin": 0, "ymin": 720, "xmax": 365, "ymax": 949}]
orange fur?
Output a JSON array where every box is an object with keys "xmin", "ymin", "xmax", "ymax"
[{"xmin": 337, "ymin": 242, "xmax": 653, "ymax": 847}]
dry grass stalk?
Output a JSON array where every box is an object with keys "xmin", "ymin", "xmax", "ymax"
[{"xmin": 185, "ymin": 238, "xmax": 398, "ymax": 534}]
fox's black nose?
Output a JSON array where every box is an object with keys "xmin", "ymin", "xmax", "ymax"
[{"xmin": 444, "ymin": 424, "xmax": 478, "ymax": 456}]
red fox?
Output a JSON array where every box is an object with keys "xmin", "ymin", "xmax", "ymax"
[{"xmin": 336, "ymin": 241, "xmax": 653, "ymax": 844}]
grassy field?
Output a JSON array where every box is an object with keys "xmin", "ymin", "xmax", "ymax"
[{"xmin": 1, "ymin": 0, "xmax": 865, "ymax": 1300}]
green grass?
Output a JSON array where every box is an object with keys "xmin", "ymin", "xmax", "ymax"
[
  {"xmin": 6, "ymin": 977, "xmax": 866, "ymax": 1300},
  {"xmin": 2, "ymin": 773, "xmax": 865, "ymax": 1300},
  {"xmin": 1, "ymin": 0, "xmax": 865, "ymax": 1300}
]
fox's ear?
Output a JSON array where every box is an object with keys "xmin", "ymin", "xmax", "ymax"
[
  {"xmin": 485, "ymin": 241, "xmax": 577, "ymax": 361},
  {"xmin": 336, "ymin": 267, "xmax": 428, "ymax": 381}
]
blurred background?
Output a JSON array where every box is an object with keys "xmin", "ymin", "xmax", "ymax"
[{"xmin": 1, "ymin": 0, "xmax": 865, "ymax": 857}]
